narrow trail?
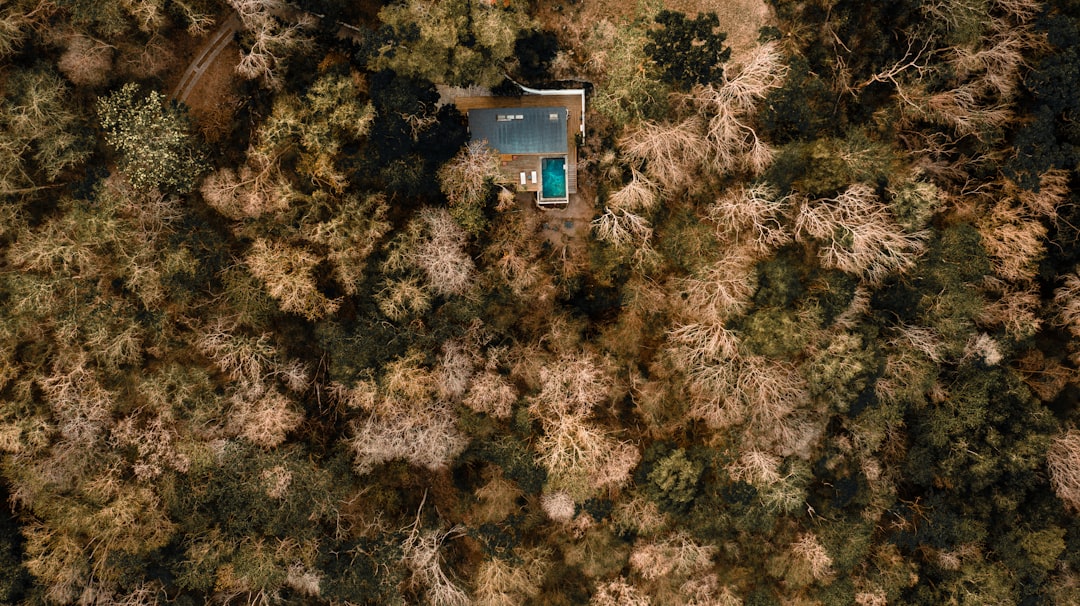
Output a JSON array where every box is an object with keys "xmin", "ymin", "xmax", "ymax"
[
  {"xmin": 171, "ymin": 4, "xmax": 365, "ymax": 105},
  {"xmin": 171, "ymin": 12, "xmax": 241, "ymax": 103}
]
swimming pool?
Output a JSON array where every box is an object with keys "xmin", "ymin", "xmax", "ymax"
[{"xmin": 541, "ymin": 157, "xmax": 567, "ymax": 200}]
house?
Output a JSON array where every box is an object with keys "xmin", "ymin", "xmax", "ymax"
[{"xmin": 454, "ymin": 85, "xmax": 585, "ymax": 208}]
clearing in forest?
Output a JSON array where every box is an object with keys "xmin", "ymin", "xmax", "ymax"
[{"xmin": 541, "ymin": 0, "xmax": 775, "ymax": 63}]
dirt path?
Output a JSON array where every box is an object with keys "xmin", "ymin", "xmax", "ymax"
[{"xmin": 171, "ymin": 12, "xmax": 241, "ymax": 103}]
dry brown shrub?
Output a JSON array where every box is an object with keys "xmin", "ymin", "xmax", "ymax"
[
  {"xmin": 1016, "ymin": 169, "xmax": 1070, "ymax": 219},
  {"xmin": 112, "ymin": 413, "xmax": 190, "ymax": 480},
  {"xmin": 679, "ymin": 574, "xmax": 743, "ymax": 606},
  {"xmin": 978, "ymin": 277, "xmax": 1041, "ymax": 340},
  {"xmin": 227, "ymin": 385, "xmax": 303, "ymax": 448},
  {"xmin": 629, "ymin": 532, "xmax": 715, "ymax": 581},
  {"xmin": 246, "ymin": 238, "xmax": 340, "ymax": 320},
  {"xmin": 350, "ymin": 400, "xmax": 467, "ymax": 474},
  {"xmin": 464, "ymin": 371, "xmax": 517, "ymax": 419},
  {"xmin": 591, "ymin": 578, "xmax": 651, "ymax": 606},
  {"xmin": 473, "ymin": 468, "xmax": 523, "ymax": 524},
  {"xmin": 976, "ymin": 200, "xmax": 1046, "ymax": 283},
  {"xmin": 855, "ymin": 589, "xmax": 888, "ymax": 606},
  {"xmin": 260, "ymin": 465, "xmax": 292, "ymax": 499},
  {"xmin": 284, "ymin": 563, "xmax": 321, "ymax": 597},
  {"xmin": 474, "ymin": 548, "xmax": 549, "ymax": 606},
  {"xmin": 1048, "ymin": 430, "xmax": 1080, "ymax": 513},
  {"xmin": 1055, "ymin": 271, "xmax": 1080, "ymax": 338},
  {"xmin": 791, "ymin": 533, "xmax": 834, "ymax": 582},
  {"xmin": 376, "ymin": 275, "xmax": 432, "ymax": 322},
  {"xmin": 1016, "ymin": 350, "xmax": 1074, "ymax": 402},
  {"xmin": 57, "ymin": 35, "xmax": 114, "ymax": 87}
]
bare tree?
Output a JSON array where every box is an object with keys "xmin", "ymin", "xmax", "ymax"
[
  {"xmin": 227, "ymin": 385, "xmax": 304, "ymax": 448},
  {"xmin": 350, "ymin": 400, "xmax": 468, "ymax": 474},
  {"xmin": 796, "ymin": 184, "xmax": 928, "ymax": 284},
  {"xmin": 674, "ymin": 41, "xmax": 788, "ymax": 175},
  {"xmin": 607, "ymin": 168, "xmax": 660, "ymax": 215},
  {"xmin": 629, "ymin": 532, "xmax": 714, "ymax": 581},
  {"xmin": 200, "ymin": 161, "xmax": 295, "ymax": 220},
  {"xmin": 1054, "ymin": 270, "xmax": 1080, "ymax": 339},
  {"xmin": 1048, "ymin": 430, "xmax": 1080, "ymax": 513},
  {"xmin": 590, "ymin": 579, "xmax": 650, "ymax": 606},
  {"xmin": 591, "ymin": 207, "xmax": 654, "ymax": 250},
  {"xmin": 229, "ymin": 0, "xmax": 315, "ymax": 89},
  {"xmin": 791, "ymin": 533, "xmax": 835, "ymax": 582},
  {"xmin": 401, "ymin": 498, "xmax": 470, "ymax": 606},
  {"xmin": 438, "ymin": 140, "xmax": 512, "ymax": 216},
  {"xmin": 674, "ymin": 245, "xmax": 759, "ymax": 322},
  {"xmin": 245, "ymin": 238, "xmax": 341, "ymax": 320},
  {"xmin": 397, "ymin": 208, "xmax": 477, "ymax": 297},
  {"xmin": 57, "ymin": 34, "xmax": 115, "ymax": 87},
  {"xmin": 194, "ymin": 320, "xmax": 278, "ymax": 387},
  {"xmin": 727, "ymin": 449, "xmax": 783, "ymax": 486},
  {"xmin": 710, "ymin": 183, "xmax": 793, "ymax": 251},
  {"xmin": 620, "ymin": 116, "xmax": 709, "ymax": 191},
  {"xmin": 533, "ymin": 398, "xmax": 639, "ymax": 500}
]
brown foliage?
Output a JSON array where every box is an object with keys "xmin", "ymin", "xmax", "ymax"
[
  {"xmin": 199, "ymin": 162, "xmax": 295, "ymax": 220},
  {"xmin": 57, "ymin": 35, "xmax": 114, "ymax": 87},
  {"xmin": 438, "ymin": 140, "xmax": 511, "ymax": 210},
  {"xmin": 1048, "ymin": 430, "xmax": 1080, "ymax": 513},
  {"xmin": 350, "ymin": 400, "xmax": 468, "ymax": 474},
  {"xmin": 227, "ymin": 385, "xmax": 304, "ymax": 448},
  {"xmin": 245, "ymin": 238, "xmax": 340, "ymax": 320}
]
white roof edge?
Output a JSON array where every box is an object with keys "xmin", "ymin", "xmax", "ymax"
[{"xmin": 510, "ymin": 79, "xmax": 586, "ymax": 137}]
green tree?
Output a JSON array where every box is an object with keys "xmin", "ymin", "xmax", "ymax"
[
  {"xmin": 644, "ymin": 11, "xmax": 731, "ymax": 90},
  {"xmin": 374, "ymin": 0, "xmax": 534, "ymax": 87},
  {"xmin": 97, "ymin": 83, "xmax": 205, "ymax": 193}
]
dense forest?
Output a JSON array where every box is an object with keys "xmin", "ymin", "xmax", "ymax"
[{"xmin": 2, "ymin": 0, "xmax": 1080, "ymax": 604}]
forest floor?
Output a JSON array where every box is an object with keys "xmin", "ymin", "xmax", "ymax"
[
  {"xmin": 521, "ymin": 184, "xmax": 597, "ymax": 250},
  {"xmin": 166, "ymin": 13, "xmax": 242, "ymax": 143},
  {"xmin": 181, "ymin": 43, "xmax": 242, "ymax": 143}
]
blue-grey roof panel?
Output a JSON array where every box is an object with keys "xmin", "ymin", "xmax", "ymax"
[{"xmin": 468, "ymin": 107, "xmax": 568, "ymax": 155}]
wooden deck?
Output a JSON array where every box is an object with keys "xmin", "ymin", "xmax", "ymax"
[{"xmin": 455, "ymin": 93, "xmax": 582, "ymax": 195}]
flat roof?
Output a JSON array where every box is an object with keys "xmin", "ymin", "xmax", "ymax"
[{"xmin": 468, "ymin": 107, "xmax": 568, "ymax": 155}]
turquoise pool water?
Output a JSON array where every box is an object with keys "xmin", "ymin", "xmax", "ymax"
[{"xmin": 541, "ymin": 157, "xmax": 567, "ymax": 199}]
